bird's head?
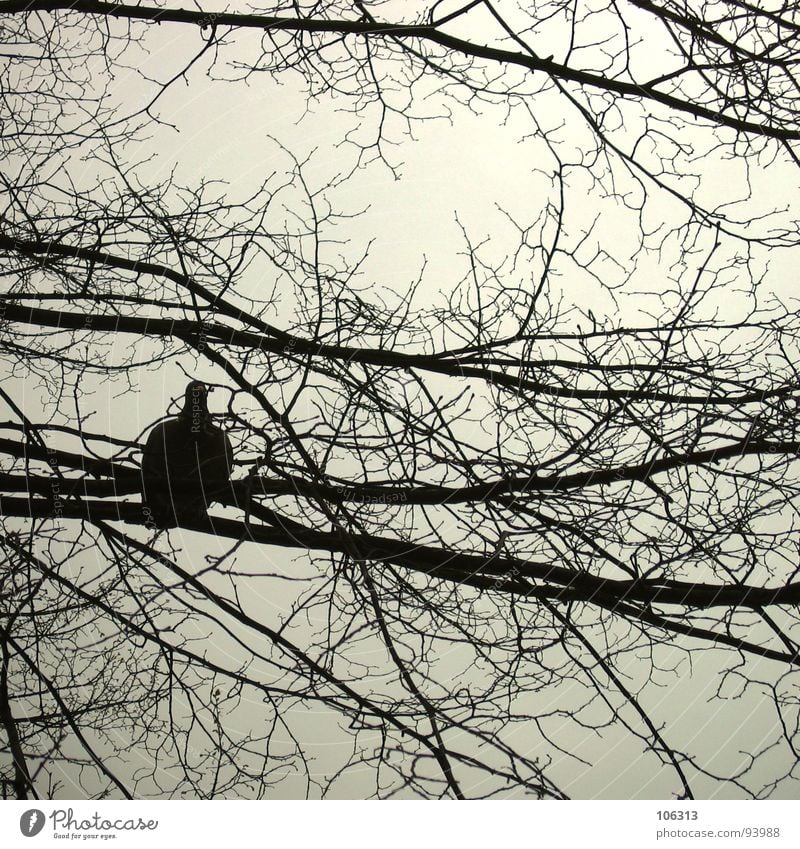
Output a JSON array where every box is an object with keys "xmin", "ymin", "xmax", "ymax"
[{"xmin": 182, "ymin": 380, "xmax": 211, "ymax": 427}]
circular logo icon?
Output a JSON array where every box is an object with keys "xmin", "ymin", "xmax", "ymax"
[{"xmin": 20, "ymin": 810, "xmax": 45, "ymax": 837}]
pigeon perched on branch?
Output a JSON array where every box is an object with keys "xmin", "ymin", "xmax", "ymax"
[{"xmin": 141, "ymin": 381, "xmax": 233, "ymax": 528}]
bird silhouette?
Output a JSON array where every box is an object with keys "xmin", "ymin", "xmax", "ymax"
[{"xmin": 141, "ymin": 381, "xmax": 233, "ymax": 528}]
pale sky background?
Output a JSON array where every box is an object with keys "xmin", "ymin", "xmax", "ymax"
[{"xmin": 4, "ymin": 0, "xmax": 800, "ymax": 799}]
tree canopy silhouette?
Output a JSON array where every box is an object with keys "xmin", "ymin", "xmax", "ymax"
[{"xmin": 1, "ymin": 0, "xmax": 799, "ymax": 800}]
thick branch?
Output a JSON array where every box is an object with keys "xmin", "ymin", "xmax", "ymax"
[
  {"xmin": 0, "ymin": 1, "xmax": 796, "ymax": 139},
  {"xmin": 0, "ymin": 284, "xmax": 793, "ymax": 407},
  {"xmin": 2, "ymin": 495, "xmax": 799, "ymax": 611}
]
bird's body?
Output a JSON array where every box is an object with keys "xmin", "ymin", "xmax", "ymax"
[{"xmin": 141, "ymin": 382, "xmax": 233, "ymax": 528}]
